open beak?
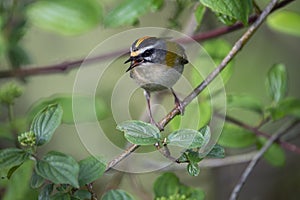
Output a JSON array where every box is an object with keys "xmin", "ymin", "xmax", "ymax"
[{"xmin": 124, "ymin": 56, "xmax": 143, "ymax": 72}]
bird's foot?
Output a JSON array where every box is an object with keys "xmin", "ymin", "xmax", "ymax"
[
  {"xmin": 175, "ymin": 100, "xmax": 185, "ymax": 115},
  {"xmin": 171, "ymin": 88, "xmax": 185, "ymax": 115}
]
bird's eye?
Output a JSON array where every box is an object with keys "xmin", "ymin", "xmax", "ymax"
[{"xmin": 142, "ymin": 49, "xmax": 154, "ymax": 57}]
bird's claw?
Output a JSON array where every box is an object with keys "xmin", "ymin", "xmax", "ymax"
[{"xmin": 175, "ymin": 100, "xmax": 185, "ymax": 115}]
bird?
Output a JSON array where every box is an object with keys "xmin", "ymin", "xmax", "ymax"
[{"xmin": 124, "ymin": 36, "xmax": 188, "ymax": 130}]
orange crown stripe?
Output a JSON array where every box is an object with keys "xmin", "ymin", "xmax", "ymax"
[{"xmin": 135, "ymin": 36, "xmax": 151, "ymax": 48}]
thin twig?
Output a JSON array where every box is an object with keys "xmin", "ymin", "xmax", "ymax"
[
  {"xmin": 105, "ymin": 0, "xmax": 286, "ymax": 172},
  {"xmin": 86, "ymin": 183, "xmax": 98, "ymax": 200},
  {"xmin": 222, "ymin": 114, "xmax": 300, "ymax": 155},
  {"xmin": 229, "ymin": 120, "xmax": 299, "ymax": 200},
  {"xmin": 143, "ymin": 151, "xmax": 258, "ymax": 170},
  {"xmin": 156, "ymin": 143, "xmax": 177, "ymax": 162},
  {"xmin": 105, "ymin": 143, "xmax": 140, "ymax": 172},
  {"xmin": 0, "ymin": 0, "xmax": 294, "ymax": 79}
]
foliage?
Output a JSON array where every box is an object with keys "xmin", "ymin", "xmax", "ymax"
[
  {"xmin": 153, "ymin": 172, "xmax": 205, "ymax": 200},
  {"xmin": 104, "ymin": 0, "xmax": 164, "ymax": 27},
  {"xmin": 101, "ymin": 189, "xmax": 134, "ymax": 200},
  {"xmin": 26, "ymin": 0, "xmax": 103, "ymax": 35},
  {"xmin": 0, "ymin": 104, "xmax": 106, "ymax": 199},
  {"xmin": 200, "ymin": 0, "xmax": 253, "ymax": 25}
]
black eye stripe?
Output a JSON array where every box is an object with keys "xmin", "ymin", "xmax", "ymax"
[{"xmin": 142, "ymin": 49, "xmax": 154, "ymax": 57}]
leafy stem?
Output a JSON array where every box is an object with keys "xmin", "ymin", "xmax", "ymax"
[{"xmin": 106, "ymin": 0, "xmax": 283, "ymax": 172}]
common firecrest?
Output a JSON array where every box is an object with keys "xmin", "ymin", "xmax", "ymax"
[{"xmin": 125, "ymin": 36, "xmax": 188, "ymax": 129}]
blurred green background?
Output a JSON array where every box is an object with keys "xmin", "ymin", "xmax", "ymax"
[{"xmin": 1, "ymin": 0, "xmax": 300, "ymax": 199}]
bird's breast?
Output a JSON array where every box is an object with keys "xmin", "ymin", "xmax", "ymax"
[{"xmin": 130, "ymin": 63, "xmax": 184, "ymax": 91}]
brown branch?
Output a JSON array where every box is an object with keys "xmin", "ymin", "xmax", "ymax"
[
  {"xmin": 0, "ymin": 49, "xmax": 127, "ymax": 78},
  {"xmin": 0, "ymin": 0, "xmax": 294, "ymax": 79},
  {"xmin": 229, "ymin": 120, "xmax": 299, "ymax": 200},
  {"xmin": 223, "ymin": 114, "xmax": 300, "ymax": 155},
  {"xmin": 105, "ymin": 143, "xmax": 140, "ymax": 172},
  {"xmin": 104, "ymin": 0, "xmax": 286, "ymax": 172}
]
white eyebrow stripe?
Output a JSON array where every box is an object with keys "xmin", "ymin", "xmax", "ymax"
[{"xmin": 134, "ymin": 45, "xmax": 156, "ymax": 53}]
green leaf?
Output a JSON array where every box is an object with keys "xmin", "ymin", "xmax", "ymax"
[
  {"xmin": 206, "ymin": 144, "xmax": 225, "ymax": 158},
  {"xmin": 56, "ymin": 184, "xmax": 69, "ymax": 192},
  {"xmin": 72, "ymin": 190, "xmax": 91, "ymax": 200},
  {"xmin": 265, "ymin": 63, "xmax": 287, "ymax": 103},
  {"xmin": 167, "ymin": 126, "xmax": 210, "ymax": 148},
  {"xmin": 267, "ymin": 11, "xmax": 300, "ymax": 37},
  {"xmin": 227, "ymin": 94, "xmax": 263, "ymax": 114},
  {"xmin": 189, "ymin": 189, "xmax": 205, "ymax": 200},
  {"xmin": 187, "ymin": 163, "xmax": 200, "ymax": 176},
  {"xmin": 3, "ymin": 161, "xmax": 37, "ymax": 200},
  {"xmin": 38, "ymin": 184, "xmax": 53, "ymax": 200},
  {"xmin": 203, "ymin": 39, "xmax": 233, "ymax": 84},
  {"xmin": 218, "ymin": 123, "xmax": 256, "ymax": 148},
  {"xmin": 6, "ymin": 164, "xmax": 23, "ymax": 179},
  {"xmin": 176, "ymin": 152, "xmax": 189, "ymax": 163},
  {"xmin": 200, "ymin": 0, "xmax": 252, "ymax": 24},
  {"xmin": 257, "ymin": 137, "xmax": 285, "ymax": 167},
  {"xmin": 268, "ymin": 98, "xmax": 300, "ymax": 120},
  {"xmin": 8, "ymin": 44, "xmax": 31, "ymax": 69},
  {"xmin": 26, "ymin": 0, "xmax": 102, "ymax": 35},
  {"xmin": 154, "ymin": 173, "xmax": 206, "ymax": 198},
  {"xmin": 30, "ymin": 104, "xmax": 63, "ymax": 146},
  {"xmin": 117, "ymin": 120, "xmax": 161, "ymax": 145},
  {"xmin": 78, "ymin": 156, "xmax": 106, "ymax": 186},
  {"xmin": 31, "ymin": 170, "xmax": 45, "ymax": 189},
  {"xmin": 154, "ymin": 172, "xmax": 180, "ymax": 198},
  {"xmin": 177, "ymin": 149, "xmax": 204, "ymax": 164},
  {"xmin": 194, "ymin": 4, "xmax": 206, "ymax": 28},
  {"xmin": 101, "ymin": 189, "xmax": 134, "ymax": 200},
  {"xmin": 186, "ymin": 150, "xmax": 203, "ymax": 163},
  {"xmin": 216, "ymin": 13, "xmax": 237, "ymax": 25},
  {"xmin": 104, "ymin": 0, "xmax": 163, "ymax": 27},
  {"xmin": 28, "ymin": 95, "xmax": 108, "ymax": 124},
  {"xmin": 50, "ymin": 193, "xmax": 71, "ymax": 200},
  {"xmin": 35, "ymin": 151, "xmax": 80, "ymax": 188},
  {"xmin": 0, "ymin": 148, "xmax": 29, "ymax": 170}
]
